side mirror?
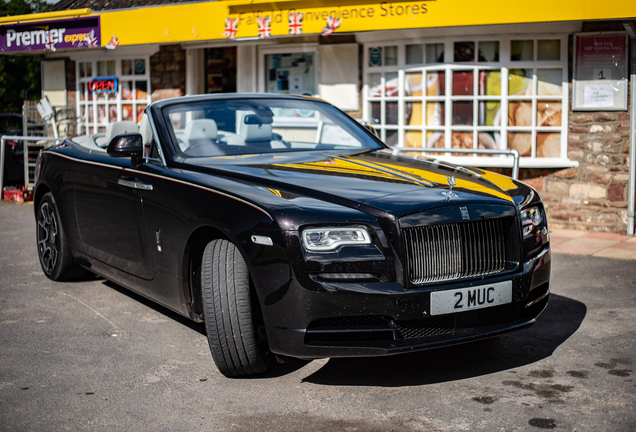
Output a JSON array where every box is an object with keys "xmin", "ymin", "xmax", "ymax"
[{"xmin": 107, "ymin": 133, "xmax": 143, "ymax": 167}]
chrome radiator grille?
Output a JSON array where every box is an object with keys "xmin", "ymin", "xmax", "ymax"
[{"xmin": 403, "ymin": 218, "xmax": 516, "ymax": 285}]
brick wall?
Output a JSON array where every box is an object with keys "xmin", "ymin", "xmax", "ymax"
[{"xmin": 150, "ymin": 44, "xmax": 185, "ymax": 101}]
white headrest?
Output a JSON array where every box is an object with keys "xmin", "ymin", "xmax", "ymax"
[
  {"xmin": 184, "ymin": 119, "xmax": 218, "ymax": 142},
  {"xmin": 139, "ymin": 114, "xmax": 153, "ymax": 146},
  {"xmin": 105, "ymin": 121, "xmax": 139, "ymax": 144},
  {"xmin": 240, "ymin": 122, "xmax": 272, "ymax": 143}
]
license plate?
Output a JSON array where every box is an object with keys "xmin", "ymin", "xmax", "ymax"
[{"xmin": 430, "ymin": 281, "xmax": 512, "ymax": 316}]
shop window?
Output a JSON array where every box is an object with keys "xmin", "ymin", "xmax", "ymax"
[
  {"xmin": 264, "ymin": 52, "xmax": 316, "ymax": 95},
  {"xmin": 364, "ymin": 36, "xmax": 568, "ymax": 165},
  {"xmin": 205, "ymin": 47, "xmax": 237, "ymax": 93},
  {"xmin": 76, "ymin": 57, "xmax": 151, "ymax": 135}
]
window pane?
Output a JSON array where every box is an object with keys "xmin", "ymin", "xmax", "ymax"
[
  {"xmin": 537, "ymin": 132, "xmax": 560, "ymax": 157},
  {"xmin": 405, "ymin": 101, "xmax": 422, "ymax": 126},
  {"xmin": 426, "ymin": 102, "xmax": 444, "ymax": 126},
  {"xmin": 385, "ymin": 102, "xmax": 398, "ymax": 125},
  {"xmin": 509, "ymin": 102, "xmax": 532, "ymax": 127},
  {"xmin": 478, "ymin": 101, "xmax": 500, "ymax": 126},
  {"xmin": 137, "ymin": 105, "xmax": 147, "ymax": 123},
  {"xmin": 426, "ymin": 131, "xmax": 445, "ymax": 149},
  {"xmin": 511, "ymin": 40, "xmax": 533, "ymax": 61},
  {"xmin": 385, "ymin": 46, "xmax": 398, "ymax": 66},
  {"xmin": 97, "ymin": 105, "xmax": 107, "ymax": 124},
  {"xmin": 108, "ymin": 105, "xmax": 118, "ymax": 122},
  {"xmin": 134, "ymin": 59, "xmax": 146, "ymax": 75},
  {"xmin": 79, "ymin": 62, "xmax": 86, "ymax": 78},
  {"xmin": 538, "ymin": 39, "xmax": 560, "ymax": 61},
  {"xmin": 370, "ymin": 102, "xmax": 381, "ymax": 124},
  {"xmin": 122, "ymin": 81, "xmax": 133, "ymax": 100},
  {"xmin": 478, "ymin": 70, "xmax": 501, "ymax": 96},
  {"xmin": 385, "ymin": 129, "xmax": 398, "ymax": 147},
  {"xmin": 452, "ymin": 71, "xmax": 473, "ymax": 95},
  {"xmin": 405, "ymin": 72, "xmax": 423, "ymax": 96},
  {"xmin": 508, "ymin": 132, "xmax": 532, "ymax": 156},
  {"xmin": 508, "ymin": 69, "xmax": 533, "ymax": 96},
  {"xmin": 537, "ymin": 69, "xmax": 563, "ymax": 95},
  {"xmin": 368, "ymin": 73, "xmax": 382, "ymax": 97},
  {"xmin": 135, "ymin": 81, "xmax": 148, "ymax": 100},
  {"xmin": 122, "ymin": 105, "xmax": 133, "ymax": 121},
  {"xmin": 405, "ymin": 130, "xmax": 423, "ymax": 147},
  {"xmin": 452, "ymin": 132, "xmax": 474, "ymax": 149},
  {"xmin": 385, "ymin": 72, "xmax": 398, "ymax": 97},
  {"xmin": 537, "ymin": 101, "xmax": 562, "ymax": 127},
  {"xmin": 426, "ymin": 43, "xmax": 444, "ymax": 63},
  {"xmin": 369, "ymin": 47, "xmax": 382, "ymax": 66},
  {"xmin": 80, "ymin": 83, "xmax": 86, "ymax": 101},
  {"xmin": 122, "ymin": 60, "xmax": 133, "ymax": 75},
  {"xmin": 426, "ymin": 71, "xmax": 445, "ymax": 96},
  {"xmin": 97, "ymin": 61, "xmax": 107, "ymax": 77},
  {"xmin": 85, "ymin": 62, "xmax": 93, "ymax": 77},
  {"xmin": 478, "ymin": 41, "xmax": 499, "ymax": 62},
  {"xmin": 478, "ymin": 131, "xmax": 500, "ymax": 151},
  {"xmin": 452, "ymin": 102, "xmax": 473, "ymax": 125},
  {"xmin": 406, "ymin": 44, "xmax": 423, "ymax": 65},
  {"xmin": 107, "ymin": 60, "xmax": 116, "ymax": 76},
  {"xmin": 454, "ymin": 42, "xmax": 475, "ymax": 62}
]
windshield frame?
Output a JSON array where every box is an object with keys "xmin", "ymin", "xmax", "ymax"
[{"xmin": 158, "ymin": 95, "xmax": 385, "ymax": 162}]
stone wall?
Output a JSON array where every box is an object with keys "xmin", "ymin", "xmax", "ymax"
[{"xmin": 150, "ymin": 44, "xmax": 185, "ymax": 101}]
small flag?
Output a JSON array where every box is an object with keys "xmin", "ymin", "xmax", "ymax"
[
  {"xmin": 257, "ymin": 16, "xmax": 272, "ymax": 39},
  {"xmin": 222, "ymin": 17, "xmax": 238, "ymax": 39},
  {"xmin": 288, "ymin": 12, "xmax": 303, "ymax": 35},
  {"xmin": 84, "ymin": 30, "xmax": 99, "ymax": 48},
  {"xmin": 321, "ymin": 16, "xmax": 342, "ymax": 37},
  {"xmin": 44, "ymin": 31, "xmax": 56, "ymax": 51},
  {"xmin": 105, "ymin": 35, "xmax": 120, "ymax": 50}
]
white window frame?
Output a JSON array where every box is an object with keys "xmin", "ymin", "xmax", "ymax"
[
  {"xmin": 363, "ymin": 35, "xmax": 575, "ymax": 169},
  {"xmin": 76, "ymin": 55, "xmax": 152, "ymax": 135}
]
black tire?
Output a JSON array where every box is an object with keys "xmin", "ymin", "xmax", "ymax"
[
  {"xmin": 201, "ymin": 239, "xmax": 272, "ymax": 377},
  {"xmin": 36, "ymin": 192, "xmax": 83, "ymax": 281}
]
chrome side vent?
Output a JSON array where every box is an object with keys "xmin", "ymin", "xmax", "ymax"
[{"xmin": 403, "ymin": 218, "xmax": 517, "ymax": 285}]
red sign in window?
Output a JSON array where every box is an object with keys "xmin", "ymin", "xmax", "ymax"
[{"xmin": 89, "ymin": 77, "xmax": 118, "ymax": 93}]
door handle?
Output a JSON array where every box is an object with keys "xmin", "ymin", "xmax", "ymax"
[{"xmin": 118, "ymin": 178, "xmax": 154, "ymax": 191}]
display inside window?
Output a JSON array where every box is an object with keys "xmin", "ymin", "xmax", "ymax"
[
  {"xmin": 265, "ymin": 53, "xmax": 315, "ymax": 96},
  {"xmin": 365, "ymin": 37, "xmax": 567, "ymax": 161},
  {"xmin": 205, "ymin": 47, "xmax": 237, "ymax": 93}
]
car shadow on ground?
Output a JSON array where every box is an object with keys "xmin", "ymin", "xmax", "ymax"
[{"xmin": 299, "ymin": 294, "xmax": 586, "ymax": 386}]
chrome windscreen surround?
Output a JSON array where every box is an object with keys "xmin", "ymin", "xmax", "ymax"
[{"xmin": 402, "ymin": 217, "xmax": 519, "ymax": 285}]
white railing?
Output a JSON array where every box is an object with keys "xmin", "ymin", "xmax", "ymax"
[
  {"xmin": 390, "ymin": 147, "xmax": 521, "ymax": 180},
  {"xmin": 0, "ymin": 136, "xmax": 66, "ymax": 196}
]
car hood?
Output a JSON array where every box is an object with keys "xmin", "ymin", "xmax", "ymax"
[{"xmin": 182, "ymin": 149, "xmax": 520, "ymax": 218}]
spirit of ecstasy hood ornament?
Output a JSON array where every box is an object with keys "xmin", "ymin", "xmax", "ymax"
[{"xmin": 441, "ymin": 175, "xmax": 459, "ymax": 200}]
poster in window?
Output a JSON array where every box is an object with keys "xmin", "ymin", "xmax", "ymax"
[{"xmin": 573, "ymin": 34, "xmax": 628, "ymax": 111}]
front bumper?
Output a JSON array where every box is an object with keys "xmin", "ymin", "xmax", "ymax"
[{"xmin": 262, "ymin": 245, "xmax": 551, "ymax": 359}]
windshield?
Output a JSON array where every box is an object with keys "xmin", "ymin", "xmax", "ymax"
[{"xmin": 162, "ymin": 98, "xmax": 383, "ymax": 159}]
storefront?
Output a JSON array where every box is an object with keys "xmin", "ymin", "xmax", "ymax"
[{"xmin": 1, "ymin": 0, "xmax": 635, "ymax": 232}]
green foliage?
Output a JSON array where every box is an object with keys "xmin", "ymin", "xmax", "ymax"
[{"xmin": 0, "ymin": 0, "xmax": 50, "ymax": 113}]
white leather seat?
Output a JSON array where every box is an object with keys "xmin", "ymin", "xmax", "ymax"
[
  {"xmin": 104, "ymin": 121, "xmax": 139, "ymax": 146},
  {"xmin": 184, "ymin": 119, "xmax": 218, "ymax": 142}
]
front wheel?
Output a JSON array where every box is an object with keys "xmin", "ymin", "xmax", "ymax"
[
  {"xmin": 201, "ymin": 239, "xmax": 272, "ymax": 377},
  {"xmin": 36, "ymin": 192, "xmax": 82, "ymax": 281}
]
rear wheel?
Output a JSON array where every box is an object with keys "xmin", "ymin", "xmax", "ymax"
[
  {"xmin": 36, "ymin": 192, "xmax": 83, "ymax": 281},
  {"xmin": 201, "ymin": 239, "xmax": 272, "ymax": 377}
]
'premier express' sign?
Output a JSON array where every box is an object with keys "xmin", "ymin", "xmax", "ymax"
[{"xmin": 0, "ymin": 16, "xmax": 100, "ymax": 53}]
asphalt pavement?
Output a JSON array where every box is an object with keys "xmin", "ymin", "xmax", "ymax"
[{"xmin": 1, "ymin": 201, "xmax": 635, "ymax": 432}]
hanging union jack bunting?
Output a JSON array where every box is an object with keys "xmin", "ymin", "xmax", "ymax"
[
  {"xmin": 321, "ymin": 15, "xmax": 342, "ymax": 37},
  {"xmin": 222, "ymin": 17, "xmax": 239, "ymax": 39},
  {"xmin": 84, "ymin": 30, "xmax": 99, "ymax": 48},
  {"xmin": 105, "ymin": 35, "xmax": 120, "ymax": 50},
  {"xmin": 288, "ymin": 11, "xmax": 303, "ymax": 35},
  {"xmin": 44, "ymin": 31, "xmax": 56, "ymax": 52},
  {"xmin": 257, "ymin": 16, "xmax": 272, "ymax": 39}
]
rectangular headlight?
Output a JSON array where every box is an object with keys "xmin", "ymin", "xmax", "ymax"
[{"xmin": 302, "ymin": 227, "xmax": 371, "ymax": 252}]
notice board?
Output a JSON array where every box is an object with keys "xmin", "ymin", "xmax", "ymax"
[{"xmin": 573, "ymin": 33, "xmax": 628, "ymax": 111}]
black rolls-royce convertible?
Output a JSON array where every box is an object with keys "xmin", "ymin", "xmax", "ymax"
[{"xmin": 34, "ymin": 94, "xmax": 550, "ymax": 377}]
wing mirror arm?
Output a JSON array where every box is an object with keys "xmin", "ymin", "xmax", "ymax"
[{"xmin": 107, "ymin": 133, "xmax": 144, "ymax": 167}]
